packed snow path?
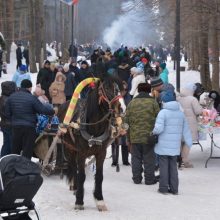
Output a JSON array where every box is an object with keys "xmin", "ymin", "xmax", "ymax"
[{"xmin": 1, "ymin": 49, "xmax": 220, "ymax": 219}]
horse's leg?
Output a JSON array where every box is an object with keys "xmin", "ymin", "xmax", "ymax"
[
  {"xmin": 94, "ymin": 149, "xmax": 108, "ymax": 211},
  {"xmin": 75, "ymin": 158, "xmax": 86, "ymax": 210},
  {"xmin": 68, "ymin": 156, "xmax": 78, "ymax": 194}
]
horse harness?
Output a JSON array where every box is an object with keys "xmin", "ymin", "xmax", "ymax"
[{"xmin": 65, "ymin": 82, "xmax": 123, "ymax": 148}]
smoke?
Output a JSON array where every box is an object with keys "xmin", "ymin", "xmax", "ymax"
[{"xmin": 103, "ymin": 0, "xmax": 159, "ymax": 49}]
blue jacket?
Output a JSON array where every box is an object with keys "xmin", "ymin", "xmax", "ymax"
[
  {"xmin": 153, "ymin": 101, "xmax": 192, "ymax": 156},
  {"xmin": 5, "ymin": 89, "xmax": 55, "ymax": 128},
  {"xmin": 160, "ymin": 68, "xmax": 169, "ymax": 84},
  {"xmin": 12, "ymin": 70, "xmax": 31, "ymax": 87}
]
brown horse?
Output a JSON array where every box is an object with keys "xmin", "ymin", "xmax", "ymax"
[{"xmin": 58, "ymin": 75, "xmax": 124, "ymax": 211}]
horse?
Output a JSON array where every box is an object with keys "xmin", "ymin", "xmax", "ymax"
[{"xmin": 57, "ymin": 75, "xmax": 125, "ymax": 211}]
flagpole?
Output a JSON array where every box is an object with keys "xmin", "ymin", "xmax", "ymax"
[{"xmin": 71, "ymin": 3, "xmax": 74, "ymax": 58}]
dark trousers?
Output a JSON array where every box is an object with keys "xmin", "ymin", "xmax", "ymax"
[
  {"xmin": 111, "ymin": 142, "xmax": 129, "ymax": 164},
  {"xmin": 12, "ymin": 126, "xmax": 37, "ymax": 159},
  {"xmin": 131, "ymin": 143, "xmax": 156, "ymax": 184},
  {"xmin": 1, "ymin": 127, "xmax": 12, "ymax": 157},
  {"xmin": 16, "ymin": 60, "xmax": 22, "ymax": 69},
  {"xmin": 158, "ymin": 155, "xmax": 179, "ymax": 193}
]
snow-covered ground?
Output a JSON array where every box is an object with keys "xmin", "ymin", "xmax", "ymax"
[{"xmin": 1, "ymin": 49, "xmax": 220, "ymax": 220}]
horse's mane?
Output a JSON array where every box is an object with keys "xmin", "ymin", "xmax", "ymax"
[
  {"xmin": 57, "ymin": 74, "xmax": 123, "ymax": 124},
  {"xmin": 86, "ymin": 83, "xmax": 103, "ymax": 122}
]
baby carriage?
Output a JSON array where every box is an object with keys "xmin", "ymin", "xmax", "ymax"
[{"xmin": 0, "ymin": 155, "xmax": 43, "ymax": 220}]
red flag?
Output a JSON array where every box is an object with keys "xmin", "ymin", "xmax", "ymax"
[
  {"xmin": 73, "ymin": 0, "xmax": 79, "ymax": 4},
  {"xmin": 60, "ymin": 0, "xmax": 79, "ymax": 5}
]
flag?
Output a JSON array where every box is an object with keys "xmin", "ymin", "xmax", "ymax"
[{"xmin": 60, "ymin": 0, "xmax": 79, "ymax": 5}]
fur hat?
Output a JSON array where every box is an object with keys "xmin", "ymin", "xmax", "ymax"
[{"xmin": 138, "ymin": 83, "xmax": 151, "ymax": 93}]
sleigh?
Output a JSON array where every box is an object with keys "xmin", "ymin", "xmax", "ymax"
[{"xmin": 34, "ymin": 130, "xmax": 68, "ymax": 178}]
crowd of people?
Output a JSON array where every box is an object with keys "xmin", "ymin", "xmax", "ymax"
[{"xmin": 0, "ymin": 43, "xmax": 220, "ymax": 196}]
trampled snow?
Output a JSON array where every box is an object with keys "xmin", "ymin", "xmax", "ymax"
[{"xmin": 0, "ymin": 49, "xmax": 220, "ymax": 220}]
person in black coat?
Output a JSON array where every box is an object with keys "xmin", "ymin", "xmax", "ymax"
[
  {"xmin": 68, "ymin": 44, "xmax": 78, "ymax": 59},
  {"xmin": 79, "ymin": 61, "xmax": 93, "ymax": 99},
  {"xmin": 63, "ymin": 64, "xmax": 76, "ymax": 101},
  {"xmin": 209, "ymin": 91, "xmax": 220, "ymax": 113},
  {"xmin": 5, "ymin": 79, "xmax": 55, "ymax": 159},
  {"xmin": 117, "ymin": 58, "xmax": 130, "ymax": 83},
  {"xmin": 16, "ymin": 44, "xmax": 23, "ymax": 69},
  {"xmin": 37, "ymin": 60, "xmax": 53, "ymax": 101},
  {"xmin": 0, "ymin": 81, "xmax": 17, "ymax": 156},
  {"xmin": 23, "ymin": 46, "xmax": 29, "ymax": 71},
  {"xmin": 91, "ymin": 49, "xmax": 100, "ymax": 64},
  {"xmin": 69, "ymin": 58, "xmax": 80, "ymax": 86}
]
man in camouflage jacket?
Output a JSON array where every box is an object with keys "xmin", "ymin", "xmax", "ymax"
[{"xmin": 124, "ymin": 83, "xmax": 160, "ymax": 184}]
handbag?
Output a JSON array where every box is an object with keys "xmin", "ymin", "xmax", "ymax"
[{"xmin": 148, "ymin": 133, "xmax": 159, "ymax": 146}]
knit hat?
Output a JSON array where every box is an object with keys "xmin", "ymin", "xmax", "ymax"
[
  {"xmin": 141, "ymin": 57, "xmax": 148, "ymax": 64},
  {"xmin": 150, "ymin": 77, "xmax": 163, "ymax": 88},
  {"xmin": 19, "ymin": 64, "xmax": 27, "ymax": 72},
  {"xmin": 160, "ymin": 63, "xmax": 166, "ymax": 70},
  {"xmin": 21, "ymin": 79, "xmax": 32, "ymax": 89},
  {"xmin": 138, "ymin": 83, "xmax": 151, "ymax": 93},
  {"xmin": 160, "ymin": 91, "xmax": 176, "ymax": 103}
]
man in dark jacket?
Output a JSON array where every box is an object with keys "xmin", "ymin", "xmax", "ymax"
[
  {"xmin": 124, "ymin": 82, "xmax": 160, "ymax": 185},
  {"xmin": 63, "ymin": 64, "xmax": 76, "ymax": 101},
  {"xmin": 69, "ymin": 58, "xmax": 80, "ymax": 86},
  {"xmin": 37, "ymin": 60, "xmax": 53, "ymax": 100},
  {"xmin": 16, "ymin": 43, "xmax": 23, "ymax": 69},
  {"xmin": 23, "ymin": 46, "xmax": 29, "ymax": 71},
  {"xmin": 117, "ymin": 58, "xmax": 130, "ymax": 83},
  {"xmin": 5, "ymin": 79, "xmax": 55, "ymax": 159},
  {"xmin": 68, "ymin": 44, "xmax": 78, "ymax": 59},
  {"xmin": 90, "ymin": 49, "xmax": 99, "ymax": 64},
  {"xmin": 0, "ymin": 81, "xmax": 17, "ymax": 156}
]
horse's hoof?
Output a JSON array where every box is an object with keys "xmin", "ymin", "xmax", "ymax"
[
  {"xmin": 74, "ymin": 204, "xmax": 84, "ymax": 210},
  {"xmin": 95, "ymin": 200, "xmax": 108, "ymax": 211},
  {"xmin": 69, "ymin": 185, "xmax": 74, "ymax": 191}
]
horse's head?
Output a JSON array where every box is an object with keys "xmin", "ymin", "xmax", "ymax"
[{"xmin": 97, "ymin": 76, "xmax": 127, "ymax": 137}]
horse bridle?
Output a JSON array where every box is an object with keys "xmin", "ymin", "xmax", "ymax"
[{"xmin": 98, "ymin": 82, "xmax": 122, "ymax": 110}]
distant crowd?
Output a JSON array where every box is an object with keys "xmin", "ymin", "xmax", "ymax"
[{"xmin": 0, "ymin": 42, "xmax": 220, "ymax": 196}]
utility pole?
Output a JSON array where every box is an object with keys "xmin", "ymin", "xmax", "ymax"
[
  {"xmin": 71, "ymin": 4, "xmax": 74, "ymax": 58},
  {"xmin": 176, "ymin": 0, "xmax": 181, "ymax": 92}
]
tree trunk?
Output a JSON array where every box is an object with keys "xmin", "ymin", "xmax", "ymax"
[
  {"xmin": 209, "ymin": 11, "xmax": 219, "ymax": 92},
  {"xmin": 5, "ymin": 0, "xmax": 14, "ymax": 63},
  {"xmin": 62, "ymin": 5, "xmax": 70, "ymax": 63},
  {"xmin": 29, "ymin": 0, "xmax": 37, "ymax": 73},
  {"xmin": 35, "ymin": 0, "xmax": 45, "ymax": 68},
  {"xmin": 199, "ymin": 12, "xmax": 211, "ymax": 90}
]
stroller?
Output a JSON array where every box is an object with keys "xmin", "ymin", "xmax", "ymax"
[{"xmin": 0, "ymin": 155, "xmax": 43, "ymax": 220}]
